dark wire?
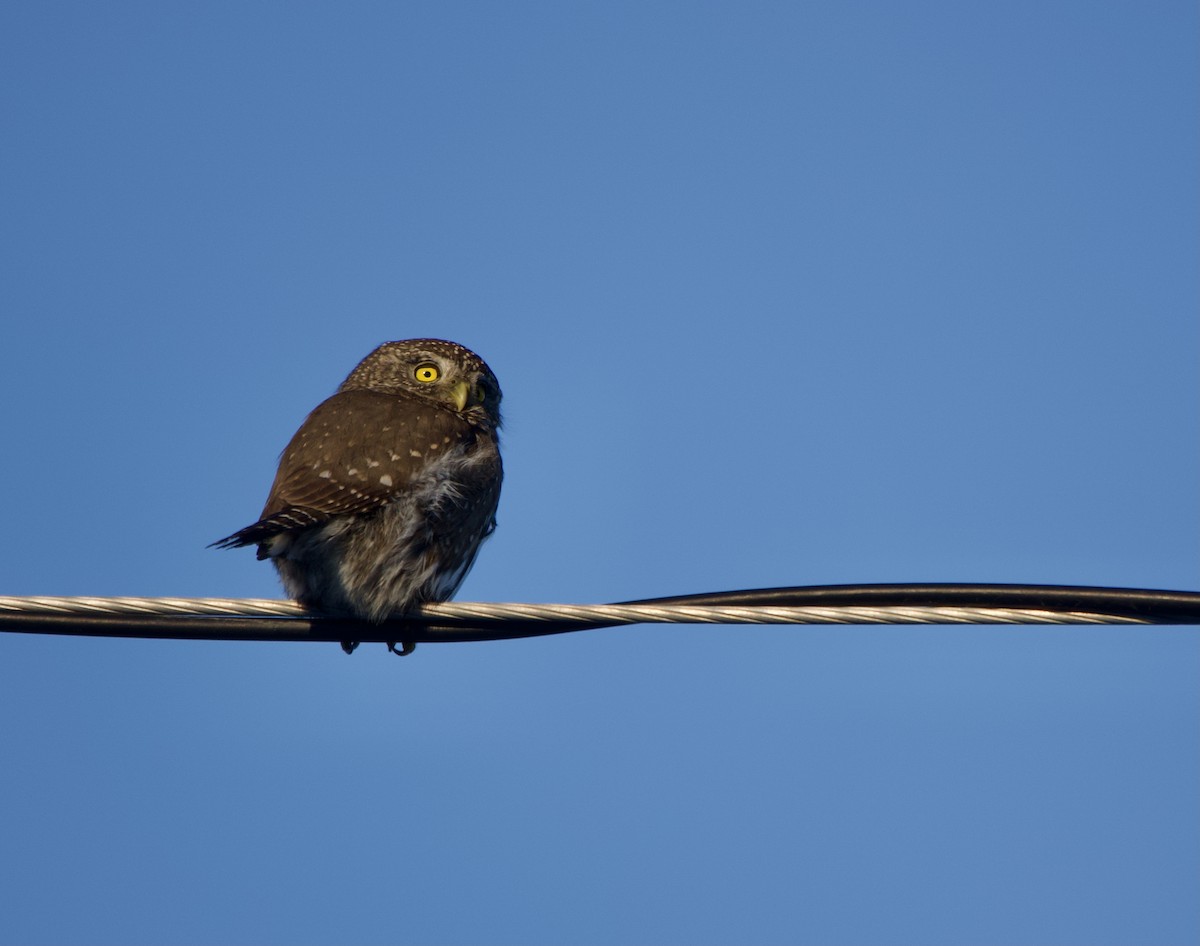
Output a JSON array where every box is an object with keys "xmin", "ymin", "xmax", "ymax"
[
  {"xmin": 624, "ymin": 583, "xmax": 1200, "ymax": 622},
  {"xmin": 0, "ymin": 583, "xmax": 1197, "ymax": 644}
]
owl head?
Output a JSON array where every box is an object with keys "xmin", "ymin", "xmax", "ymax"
[{"xmin": 338, "ymin": 338, "xmax": 502, "ymax": 428}]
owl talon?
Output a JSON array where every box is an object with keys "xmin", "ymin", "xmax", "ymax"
[
  {"xmin": 340, "ymin": 641, "xmax": 358, "ymax": 654},
  {"xmin": 388, "ymin": 641, "xmax": 417, "ymax": 656}
]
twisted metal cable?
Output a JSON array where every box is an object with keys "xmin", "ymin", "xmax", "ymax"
[
  {"xmin": 1, "ymin": 583, "xmax": 1197, "ymax": 645},
  {"xmin": 0, "ymin": 595, "xmax": 309, "ymax": 618},
  {"xmin": 0, "ymin": 594, "xmax": 1151, "ymax": 624}
]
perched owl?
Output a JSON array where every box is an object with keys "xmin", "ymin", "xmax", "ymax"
[{"xmin": 212, "ymin": 339, "xmax": 503, "ymax": 654}]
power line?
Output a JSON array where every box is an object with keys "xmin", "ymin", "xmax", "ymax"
[{"xmin": 0, "ymin": 583, "xmax": 1196, "ymax": 645}]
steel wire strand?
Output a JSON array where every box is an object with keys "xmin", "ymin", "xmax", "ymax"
[{"xmin": 1, "ymin": 583, "xmax": 1198, "ymax": 644}]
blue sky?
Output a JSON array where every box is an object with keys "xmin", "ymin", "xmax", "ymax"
[{"xmin": 1, "ymin": 2, "xmax": 1197, "ymax": 944}]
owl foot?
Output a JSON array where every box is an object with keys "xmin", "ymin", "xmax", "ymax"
[
  {"xmin": 340, "ymin": 641, "xmax": 359, "ymax": 654},
  {"xmin": 388, "ymin": 641, "xmax": 417, "ymax": 656}
]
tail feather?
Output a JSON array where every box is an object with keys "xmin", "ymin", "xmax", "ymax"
[{"xmin": 209, "ymin": 507, "xmax": 326, "ymax": 550}]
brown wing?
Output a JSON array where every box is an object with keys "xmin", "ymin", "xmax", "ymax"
[{"xmin": 212, "ymin": 389, "xmax": 478, "ymax": 548}]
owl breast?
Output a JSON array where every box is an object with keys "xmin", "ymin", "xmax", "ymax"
[{"xmin": 269, "ymin": 432, "xmax": 502, "ymax": 622}]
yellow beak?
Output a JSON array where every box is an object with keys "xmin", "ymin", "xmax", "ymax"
[{"xmin": 449, "ymin": 380, "xmax": 471, "ymax": 412}]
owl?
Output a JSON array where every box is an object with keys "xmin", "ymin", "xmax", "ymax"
[{"xmin": 212, "ymin": 339, "xmax": 503, "ymax": 654}]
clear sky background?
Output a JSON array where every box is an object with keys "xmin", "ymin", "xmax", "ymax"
[{"xmin": 1, "ymin": 3, "xmax": 1197, "ymax": 945}]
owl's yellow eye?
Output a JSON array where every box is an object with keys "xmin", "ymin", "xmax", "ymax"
[{"xmin": 414, "ymin": 363, "xmax": 440, "ymax": 383}]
